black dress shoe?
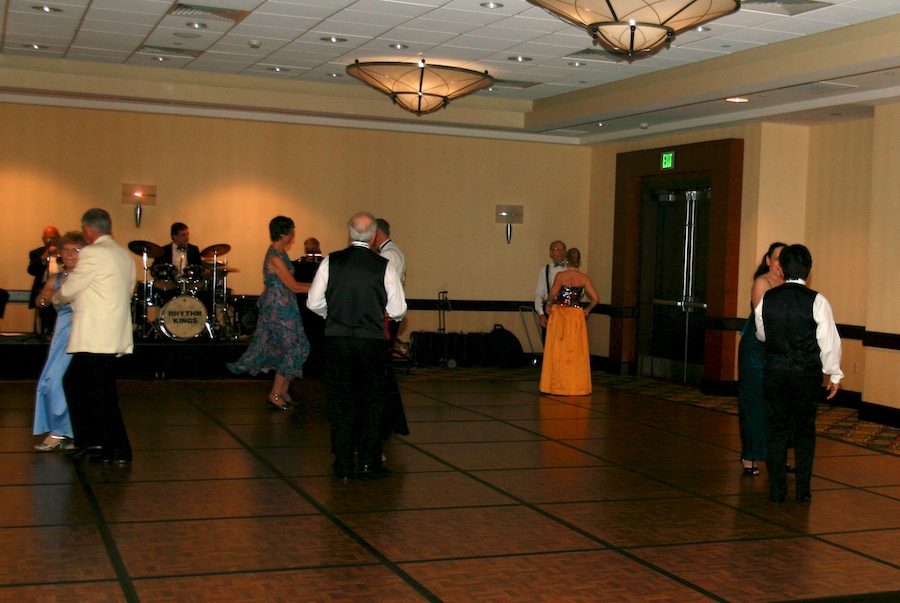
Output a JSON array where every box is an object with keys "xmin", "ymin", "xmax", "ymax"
[
  {"xmin": 795, "ymin": 493, "xmax": 812, "ymax": 503},
  {"xmin": 66, "ymin": 445, "xmax": 103, "ymax": 460},
  {"xmin": 333, "ymin": 461, "xmax": 354, "ymax": 481},
  {"xmin": 96, "ymin": 451, "xmax": 132, "ymax": 465},
  {"xmin": 356, "ymin": 464, "xmax": 391, "ymax": 480}
]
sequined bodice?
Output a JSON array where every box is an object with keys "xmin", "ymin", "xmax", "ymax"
[{"xmin": 555, "ymin": 285, "xmax": 583, "ymax": 308}]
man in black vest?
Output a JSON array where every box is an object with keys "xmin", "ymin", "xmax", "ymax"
[
  {"xmin": 755, "ymin": 244, "xmax": 843, "ymax": 503},
  {"xmin": 307, "ymin": 213, "xmax": 407, "ymax": 480}
]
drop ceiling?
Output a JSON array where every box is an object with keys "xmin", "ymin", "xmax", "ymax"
[{"xmin": 1, "ymin": 0, "xmax": 899, "ymax": 143}]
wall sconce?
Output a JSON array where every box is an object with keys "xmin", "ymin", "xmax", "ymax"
[
  {"xmin": 495, "ymin": 205, "xmax": 524, "ymax": 244},
  {"xmin": 121, "ymin": 184, "xmax": 157, "ymax": 228}
]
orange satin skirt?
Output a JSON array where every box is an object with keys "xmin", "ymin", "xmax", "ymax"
[{"xmin": 539, "ymin": 306, "xmax": 592, "ymax": 396}]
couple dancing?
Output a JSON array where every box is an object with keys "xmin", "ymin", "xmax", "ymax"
[{"xmin": 539, "ymin": 247, "xmax": 599, "ymax": 396}]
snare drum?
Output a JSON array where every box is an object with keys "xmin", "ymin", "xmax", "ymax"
[
  {"xmin": 179, "ymin": 265, "xmax": 206, "ymax": 295},
  {"xmin": 159, "ymin": 294, "xmax": 210, "ymax": 340},
  {"xmin": 151, "ymin": 263, "xmax": 177, "ymax": 291}
]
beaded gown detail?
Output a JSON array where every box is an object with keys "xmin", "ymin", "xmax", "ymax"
[
  {"xmin": 540, "ymin": 285, "xmax": 592, "ymax": 395},
  {"xmin": 228, "ymin": 247, "xmax": 309, "ymax": 379}
]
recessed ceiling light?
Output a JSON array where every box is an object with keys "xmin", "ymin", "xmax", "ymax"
[
  {"xmin": 389, "ymin": 43, "xmax": 408, "ymax": 50},
  {"xmin": 568, "ymin": 61, "xmax": 584, "ymax": 67},
  {"xmin": 597, "ymin": 122, "xmax": 604, "ymax": 127},
  {"xmin": 173, "ymin": 32, "xmax": 202, "ymax": 39},
  {"xmin": 696, "ymin": 26, "xmax": 709, "ymax": 32},
  {"xmin": 725, "ymin": 97, "xmax": 749, "ymax": 103},
  {"xmin": 32, "ymin": 5, "xmax": 62, "ymax": 13},
  {"xmin": 328, "ymin": 73, "xmax": 343, "ymax": 78},
  {"xmin": 322, "ymin": 36, "xmax": 346, "ymax": 43},
  {"xmin": 185, "ymin": 22, "xmax": 207, "ymax": 29},
  {"xmin": 508, "ymin": 56, "xmax": 532, "ymax": 62},
  {"xmin": 154, "ymin": 57, "xmax": 169, "ymax": 62},
  {"xmin": 480, "ymin": 2, "xmax": 503, "ymax": 8},
  {"xmin": 25, "ymin": 43, "xmax": 48, "ymax": 50},
  {"xmin": 267, "ymin": 67, "xmax": 290, "ymax": 73}
]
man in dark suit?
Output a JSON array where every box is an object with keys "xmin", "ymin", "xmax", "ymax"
[
  {"xmin": 307, "ymin": 213, "xmax": 406, "ymax": 480},
  {"xmin": 27, "ymin": 225, "xmax": 61, "ymax": 338},
  {"xmin": 755, "ymin": 244, "xmax": 843, "ymax": 504},
  {"xmin": 292, "ymin": 237, "xmax": 325, "ymax": 377},
  {"xmin": 155, "ymin": 222, "xmax": 202, "ymax": 278}
]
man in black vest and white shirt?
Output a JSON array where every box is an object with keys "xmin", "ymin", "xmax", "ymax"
[
  {"xmin": 307, "ymin": 212, "xmax": 406, "ymax": 480},
  {"xmin": 534, "ymin": 240, "xmax": 567, "ymax": 341},
  {"xmin": 755, "ymin": 244, "xmax": 843, "ymax": 504}
]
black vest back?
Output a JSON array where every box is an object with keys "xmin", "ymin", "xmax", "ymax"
[
  {"xmin": 761, "ymin": 283, "xmax": 820, "ymax": 373},
  {"xmin": 324, "ymin": 246, "xmax": 388, "ymax": 340}
]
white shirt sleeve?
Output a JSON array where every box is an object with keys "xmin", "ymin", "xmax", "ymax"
[
  {"xmin": 814, "ymin": 293, "xmax": 844, "ymax": 383},
  {"xmin": 534, "ymin": 265, "xmax": 548, "ymax": 315},
  {"xmin": 754, "ymin": 295, "xmax": 766, "ymax": 342},
  {"xmin": 306, "ymin": 256, "xmax": 329, "ymax": 318},
  {"xmin": 384, "ymin": 262, "xmax": 407, "ymax": 321}
]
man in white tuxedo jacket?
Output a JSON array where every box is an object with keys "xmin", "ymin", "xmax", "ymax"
[{"xmin": 54, "ymin": 208, "xmax": 135, "ymax": 464}]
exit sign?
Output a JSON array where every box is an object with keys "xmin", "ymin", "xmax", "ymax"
[{"xmin": 661, "ymin": 151, "xmax": 675, "ymax": 170}]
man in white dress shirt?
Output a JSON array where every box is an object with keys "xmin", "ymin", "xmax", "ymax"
[{"xmin": 535, "ymin": 240, "xmax": 567, "ymax": 340}]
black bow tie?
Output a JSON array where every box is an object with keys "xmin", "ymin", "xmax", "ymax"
[
  {"xmin": 553, "ymin": 262, "xmax": 565, "ymax": 268},
  {"xmin": 177, "ymin": 246, "xmax": 186, "ymax": 251}
]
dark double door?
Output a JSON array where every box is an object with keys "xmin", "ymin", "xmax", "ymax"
[{"xmin": 637, "ymin": 179, "xmax": 711, "ymax": 383}]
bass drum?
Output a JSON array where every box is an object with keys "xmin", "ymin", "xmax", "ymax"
[{"xmin": 159, "ymin": 295, "xmax": 210, "ymax": 341}]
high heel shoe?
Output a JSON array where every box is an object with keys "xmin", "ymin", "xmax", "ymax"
[
  {"xmin": 34, "ymin": 434, "xmax": 73, "ymax": 452},
  {"xmin": 741, "ymin": 460, "xmax": 760, "ymax": 476},
  {"xmin": 267, "ymin": 392, "xmax": 292, "ymax": 411}
]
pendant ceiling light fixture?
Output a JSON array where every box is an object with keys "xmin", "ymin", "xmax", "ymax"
[
  {"xmin": 526, "ymin": 0, "xmax": 740, "ymax": 57},
  {"xmin": 346, "ymin": 60, "xmax": 495, "ymax": 116}
]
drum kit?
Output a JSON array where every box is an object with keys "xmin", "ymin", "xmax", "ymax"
[{"xmin": 128, "ymin": 240, "xmax": 241, "ymax": 341}]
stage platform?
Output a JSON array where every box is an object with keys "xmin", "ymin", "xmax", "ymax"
[{"xmin": 0, "ymin": 333, "xmax": 252, "ymax": 380}]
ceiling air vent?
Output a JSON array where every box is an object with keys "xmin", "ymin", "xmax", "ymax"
[
  {"xmin": 138, "ymin": 46, "xmax": 203, "ymax": 58},
  {"xmin": 787, "ymin": 81, "xmax": 859, "ymax": 94},
  {"xmin": 566, "ymin": 48, "xmax": 623, "ymax": 63},
  {"xmin": 167, "ymin": 3, "xmax": 251, "ymax": 23},
  {"xmin": 491, "ymin": 79, "xmax": 541, "ymax": 89},
  {"xmin": 742, "ymin": 0, "xmax": 831, "ymax": 17}
]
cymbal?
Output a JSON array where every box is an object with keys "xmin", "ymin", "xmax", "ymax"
[
  {"xmin": 128, "ymin": 240, "xmax": 163, "ymax": 259},
  {"xmin": 202, "ymin": 260, "xmax": 225, "ymax": 268},
  {"xmin": 201, "ymin": 243, "xmax": 231, "ymax": 257},
  {"xmin": 204, "ymin": 265, "xmax": 239, "ymax": 274}
]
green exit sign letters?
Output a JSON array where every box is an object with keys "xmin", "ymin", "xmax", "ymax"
[{"xmin": 661, "ymin": 151, "xmax": 675, "ymax": 170}]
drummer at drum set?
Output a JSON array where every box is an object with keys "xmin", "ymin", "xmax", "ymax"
[{"xmin": 129, "ymin": 223, "xmax": 238, "ymax": 341}]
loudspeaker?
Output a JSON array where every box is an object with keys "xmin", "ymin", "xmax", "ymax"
[{"xmin": 232, "ymin": 295, "xmax": 259, "ymax": 336}]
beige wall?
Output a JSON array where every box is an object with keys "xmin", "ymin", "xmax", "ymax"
[
  {"xmin": 1, "ymin": 100, "xmax": 896, "ymax": 409},
  {"xmin": 0, "ymin": 103, "xmax": 591, "ymax": 341}
]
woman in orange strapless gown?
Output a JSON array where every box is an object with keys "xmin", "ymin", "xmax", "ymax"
[{"xmin": 539, "ymin": 248, "xmax": 599, "ymax": 396}]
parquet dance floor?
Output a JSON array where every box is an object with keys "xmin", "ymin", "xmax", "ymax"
[{"xmin": 2, "ymin": 373, "xmax": 899, "ymax": 602}]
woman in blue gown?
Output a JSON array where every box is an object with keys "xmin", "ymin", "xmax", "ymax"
[
  {"xmin": 33, "ymin": 231, "xmax": 86, "ymax": 451},
  {"xmin": 228, "ymin": 216, "xmax": 310, "ymax": 410},
  {"xmin": 738, "ymin": 242, "xmax": 785, "ymax": 475}
]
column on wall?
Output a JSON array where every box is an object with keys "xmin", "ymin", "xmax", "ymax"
[{"xmin": 863, "ymin": 103, "xmax": 900, "ymax": 411}]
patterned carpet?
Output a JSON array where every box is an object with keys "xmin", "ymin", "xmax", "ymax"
[{"xmin": 397, "ymin": 365, "xmax": 900, "ymax": 456}]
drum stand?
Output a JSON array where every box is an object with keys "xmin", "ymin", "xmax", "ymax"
[
  {"xmin": 135, "ymin": 251, "xmax": 159, "ymax": 339},
  {"xmin": 206, "ymin": 249, "xmax": 236, "ymax": 340}
]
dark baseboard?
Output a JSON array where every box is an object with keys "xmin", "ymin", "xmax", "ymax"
[
  {"xmin": 700, "ymin": 379, "xmax": 738, "ymax": 397},
  {"xmin": 858, "ymin": 401, "xmax": 900, "ymax": 430}
]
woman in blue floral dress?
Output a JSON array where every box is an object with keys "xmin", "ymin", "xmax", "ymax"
[{"xmin": 228, "ymin": 216, "xmax": 310, "ymax": 410}]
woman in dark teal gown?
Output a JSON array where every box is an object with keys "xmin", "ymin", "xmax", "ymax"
[{"xmin": 738, "ymin": 242, "xmax": 785, "ymax": 475}]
